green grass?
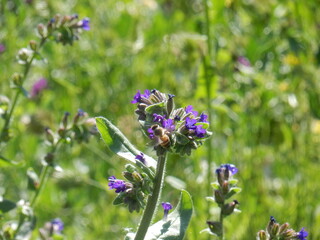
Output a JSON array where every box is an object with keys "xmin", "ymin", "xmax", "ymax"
[{"xmin": 1, "ymin": 0, "xmax": 320, "ymax": 239}]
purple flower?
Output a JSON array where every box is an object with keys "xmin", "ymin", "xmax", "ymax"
[
  {"xmin": 108, "ymin": 176, "xmax": 126, "ymax": 193},
  {"xmin": 185, "ymin": 117, "xmax": 197, "ymax": 130},
  {"xmin": 153, "ymin": 113, "xmax": 165, "ymax": 124},
  {"xmin": 30, "ymin": 78, "xmax": 48, "ymax": 98},
  {"xmin": 216, "ymin": 164, "xmax": 238, "ymax": 175},
  {"xmin": 162, "ymin": 118, "xmax": 175, "ymax": 132},
  {"xmin": 0, "ymin": 44, "xmax": 5, "ymax": 54},
  {"xmin": 296, "ymin": 228, "xmax": 308, "ymax": 240},
  {"xmin": 147, "ymin": 127, "xmax": 155, "ymax": 139},
  {"xmin": 51, "ymin": 218, "xmax": 64, "ymax": 233},
  {"xmin": 195, "ymin": 125, "xmax": 206, "ymax": 138},
  {"xmin": 80, "ymin": 18, "xmax": 90, "ymax": 31},
  {"xmin": 237, "ymin": 56, "xmax": 251, "ymax": 67},
  {"xmin": 135, "ymin": 152, "xmax": 146, "ymax": 164},
  {"xmin": 199, "ymin": 113, "xmax": 209, "ymax": 123},
  {"xmin": 161, "ymin": 202, "xmax": 173, "ymax": 220},
  {"xmin": 131, "ymin": 89, "xmax": 151, "ymax": 104},
  {"xmin": 185, "ymin": 105, "xmax": 198, "ymax": 117}
]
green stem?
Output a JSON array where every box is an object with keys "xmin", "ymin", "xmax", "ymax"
[
  {"xmin": 30, "ymin": 164, "xmax": 51, "ymax": 207},
  {"xmin": 219, "ymin": 207, "xmax": 224, "ymax": 240},
  {"xmin": 134, "ymin": 153, "xmax": 167, "ymax": 240},
  {"xmin": 0, "ymin": 38, "xmax": 47, "ymax": 143}
]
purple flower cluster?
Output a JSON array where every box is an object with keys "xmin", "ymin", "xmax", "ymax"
[
  {"xmin": 147, "ymin": 113, "xmax": 176, "ymax": 139},
  {"xmin": 185, "ymin": 105, "xmax": 198, "ymax": 117},
  {"xmin": 108, "ymin": 176, "xmax": 126, "ymax": 193},
  {"xmin": 131, "ymin": 89, "xmax": 151, "ymax": 104},
  {"xmin": 51, "ymin": 218, "xmax": 64, "ymax": 233},
  {"xmin": 30, "ymin": 78, "xmax": 48, "ymax": 98},
  {"xmin": 185, "ymin": 117, "xmax": 206, "ymax": 138},
  {"xmin": 80, "ymin": 18, "xmax": 90, "ymax": 31},
  {"xmin": 296, "ymin": 228, "xmax": 308, "ymax": 240},
  {"xmin": 216, "ymin": 164, "xmax": 238, "ymax": 175}
]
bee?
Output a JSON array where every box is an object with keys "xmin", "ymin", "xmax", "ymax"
[{"xmin": 151, "ymin": 124, "xmax": 171, "ymax": 148}]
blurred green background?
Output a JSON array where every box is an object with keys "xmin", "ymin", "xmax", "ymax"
[{"xmin": 1, "ymin": 0, "xmax": 320, "ymax": 239}]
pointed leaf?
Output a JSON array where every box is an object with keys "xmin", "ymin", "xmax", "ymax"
[
  {"xmin": 225, "ymin": 187, "xmax": 242, "ymax": 199},
  {"xmin": 96, "ymin": 117, "xmax": 156, "ymax": 168},
  {"xmin": 127, "ymin": 190, "xmax": 193, "ymax": 240},
  {"xmin": 0, "ymin": 199, "xmax": 17, "ymax": 214}
]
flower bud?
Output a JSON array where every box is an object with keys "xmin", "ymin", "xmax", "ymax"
[
  {"xmin": 12, "ymin": 73, "xmax": 23, "ymax": 86},
  {"xmin": 222, "ymin": 181, "xmax": 229, "ymax": 194},
  {"xmin": 17, "ymin": 48, "xmax": 32, "ymax": 62},
  {"xmin": 279, "ymin": 222, "xmax": 290, "ymax": 234},
  {"xmin": 206, "ymin": 221, "xmax": 222, "ymax": 237},
  {"xmin": 123, "ymin": 171, "xmax": 134, "ymax": 182},
  {"xmin": 29, "ymin": 40, "xmax": 37, "ymax": 51},
  {"xmin": 62, "ymin": 112, "xmax": 70, "ymax": 129},
  {"xmin": 214, "ymin": 190, "xmax": 224, "ymax": 204},
  {"xmin": 45, "ymin": 127, "xmax": 55, "ymax": 144},
  {"xmin": 270, "ymin": 223, "xmax": 280, "ymax": 237},
  {"xmin": 37, "ymin": 23, "xmax": 47, "ymax": 38},
  {"xmin": 256, "ymin": 230, "xmax": 267, "ymax": 240},
  {"xmin": 27, "ymin": 168, "xmax": 40, "ymax": 190},
  {"xmin": 44, "ymin": 152, "xmax": 55, "ymax": 165},
  {"xmin": 0, "ymin": 95, "xmax": 10, "ymax": 115},
  {"xmin": 132, "ymin": 171, "xmax": 143, "ymax": 183},
  {"xmin": 267, "ymin": 216, "xmax": 277, "ymax": 235},
  {"xmin": 280, "ymin": 228, "xmax": 296, "ymax": 238},
  {"xmin": 221, "ymin": 200, "xmax": 239, "ymax": 216}
]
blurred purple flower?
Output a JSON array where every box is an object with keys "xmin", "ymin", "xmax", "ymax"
[
  {"xmin": 199, "ymin": 113, "xmax": 208, "ymax": 123},
  {"xmin": 30, "ymin": 78, "xmax": 48, "ymax": 98},
  {"xmin": 51, "ymin": 218, "xmax": 64, "ymax": 233},
  {"xmin": 80, "ymin": 18, "xmax": 90, "ymax": 31},
  {"xmin": 162, "ymin": 118, "xmax": 175, "ymax": 132},
  {"xmin": 131, "ymin": 89, "xmax": 151, "ymax": 104},
  {"xmin": 147, "ymin": 127, "xmax": 154, "ymax": 139},
  {"xmin": 161, "ymin": 202, "xmax": 173, "ymax": 220},
  {"xmin": 185, "ymin": 105, "xmax": 198, "ymax": 117},
  {"xmin": 296, "ymin": 228, "xmax": 308, "ymax": 240},
  {"xmin": 195, "ymin": 125, "xmax": 206, "ymax": 138},
  {"xmin": 135, "ymin": 152, "xmax": 146, "ymax": 164},
  {"xmin": 153, "ymin": 113, "xmax": 165, "ymax": 124},
  {"xmin": 237, "ymin": 56, "xmax": 251, "ymax": 67},
  {"xmin": 0, "ymin": 44, "xmax": 5, "ymax": 54},
  {"xmin": 108, "ymin": 176, "xmax": 126, "ymax": 193},
  {"xmin": 216, "ymin": 164, "xmax": 238, "ymax": 175}
]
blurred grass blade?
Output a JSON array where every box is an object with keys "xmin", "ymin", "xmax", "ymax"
[
  {"xmin": 132, "ymin": 189, "xmax": 193, "ymax": 240},
  {"xmin": 0, "ymin": 155, "xmax": 18, "ymax": 165},
  {"xmin": 95, "ymin": 117, "xmax": 156, "ymax": 168}
]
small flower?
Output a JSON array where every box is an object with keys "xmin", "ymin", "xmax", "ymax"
[
  {"xmin": 199, "ymin": 113, "xmax": 209, "ymax": 123},
  {"xmin": 108, "ymin": 176, "xmax": 126, "ymax": 193},
  {"xmin": 185, "ymin": 105, "xmax": 198, "ymax": 117},
  {"xmin": 147, "ymin": 127, "xmax": 155, "ymax": 139},
  {"xmin": 153, "ymin": 113, "xmax": 165, "ymax": 124},
  {"xmin": 135, "ymin": 152, "xmax": 146, "ymax": 164},
  {"xmin": 296, "ymin": 228, "xmax": 308, "ymax": 240},
  {"xmin": 216, "ymin": 164, "xmax": 238, "ymax": 175},
  {"xmin": 131, "ymin": 89, "xmax": 151, "ymax": 104},
  {"xmin": 0, "ymin": 44, "xmax": 5, "ymax": 54},
  {"xmin": 80, "ymin": 18, "xmax": 90, "ymax": 31},
  {"xmin": 51, "ymin": 218, "xmax": 64, "ymax": 233},
  {"xmin": 195, "ymin": 125, "xmax": 206, "ymax": 138},
  {"xmin": 161, "ymin": 202, "xmax": 173, "ymax": 220},
  {"xmin": 185, "ymin": 117, "xmax": 197, "ymax": 130},
  {"xmin": 162, "ymin": 118, "xmax": 175, "ymax": 132},
  {"xmin": 30, "ymin": 78, "xmax": 48, "ymax": 98},
  {"xmin": 237, "ymin": 56, "xmax": 251, "ymax": 67}
]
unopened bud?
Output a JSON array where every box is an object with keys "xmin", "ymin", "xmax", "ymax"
[
  {"xmin": 29, "ymin": 40, "xmax": 37, "ymax": 51},
  {"xmin": 44, "ymin": 152, "xmax": 54, "ymax": 165},
  {"xmin": 12, "ymin": 73, "xmax": 23, "ymax": 86},
  {"xmin": 62, "ymin": 112, "xmax": 70, "ymax": 129},
  {"xmin": 132, "ymin": 171, "xmax": 143, "ymax": 182},
  {"xmin": 280, "ymin": 228, "xmax": 296, "ymax": 238},
  {"xmin": 214, "ymin": 190, "xmax": 224, "ymax": 204},
  {"xmin": 257, "ymin": 230, "xmax": 267, "ymax": 240},
  {"xmin": 45, "ymin": 127, "xmax": 55, "ymax": 144},
  {"xmin": 270, "ymin": 223, "xmax": 280, "ymax": 237},
  {"xmin": 17, "ymin": 48, "xmax": 32, "ymax": 62},
  {"xmin": 222, "ymin": 181, "xmax": 229, "ymax": 194},
  {"xmin": 123, "ymin": 171, "xmax": 134, "ymax": 182},
  {"xmin": 279, "ymin": 222, "xmax": 290, "ymax": 234},
  {"xmin": 37, "ymin": 23, "xmax": 47, "ymax": 38},
  {"xmin": 222, "ymin": 200, "xmax": 239, "ymax": 216},
  {"xmin": 267, "ymin": 216, "xmax": 277, "ymax": 235}
]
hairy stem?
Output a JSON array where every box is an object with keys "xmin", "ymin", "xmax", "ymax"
[
  {"xmin": 30, "ymin": 164, "xmax": 51, "ymax": 207},
  {"xmin": 134, "ymin": 153, "xmax": 167, "ymax": 240},
  {"xmin": 219, "ymin": 206, "xmax": 224, "ymax": 240}
]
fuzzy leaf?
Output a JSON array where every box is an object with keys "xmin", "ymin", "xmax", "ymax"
[
  {"xmin": 126, "ymin": 189, "xmax": 193, "ymax": 240},
  {"xmin": 96, "ymin": 117, "xmax": 157, "ymax": 169},
  {"xmin": 225, "ymin": 187, "xmax": 242, "ymax": 199},
  {"xmin": 0, "ymin": 199, "xmax": 16, "ymax": 214}
]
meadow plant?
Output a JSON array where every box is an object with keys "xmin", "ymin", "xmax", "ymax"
[
  {"xmin": 0, "ymin": 14, "xmax": 92, "ymax": 239},
  {"xmin": 96, "ymin": 89, "xmax": 211, "ymax": 240}
]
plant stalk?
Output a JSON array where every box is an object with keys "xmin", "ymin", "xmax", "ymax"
[{"xmin": 134, "ymin": 153, "xmax": 167, "ymax": 240}]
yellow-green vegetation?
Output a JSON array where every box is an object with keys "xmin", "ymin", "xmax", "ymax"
[{"xmin": 1, "ymin": 0, "xmax": 320, "ymax": 239}]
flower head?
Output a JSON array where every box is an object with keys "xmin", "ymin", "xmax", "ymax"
[
  {"xmin": 216, "ymin": 164, "xmax": 238, "ymax": 175},
  {"xmin": 51, "ymin": 218, "xmax": 64, "ymax": 233},
  {"xmin": 199, "ymin": 113, "xmax": 209, "ymax": 123},
  {"xmin": 161, "ymin": 202, "xmax": 173, "ymax": 220},
  {"xmin": 296, "ymin": 228, "xmax": 308, "ymax": 240},
  {"xmin": 80, "ymin": 18, "xmax": 90, "ymax": 31},
  {"xmin": 185, "ymin": 105, "xmax": 198, "ymax": 117},
  {"xmin": 30, "ymin": 78, "xmax": 48, "ymax": 98},
  {"xmin": 131, "ymin": 89, "xmax": 151, "ymax": 104},
  {"xmin": 108, "ymin": 176, "xmax": 126, "ymax": 193},
  {"xmin": 162, "ymin": 118, "xmax": 175, "ymax": 132},
  {"xmin": 237, "ymin": 56, "xmax": 251, "ymax": 67},
  {"xmin": 135, "ymin": 152, "xmax": 146, "ymax": 164},
  {"xmin": 185, "ymin": 117, "xmax": 197, "ymax": 130}
]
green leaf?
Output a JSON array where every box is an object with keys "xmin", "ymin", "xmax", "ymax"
[
  {"xmin": 145, "ymin": 102, "xmax": 165, "ymax": 114},
  {"xmin": 127, "ymin": 189, "xmax": 193, "ymax": 240},
  {"xmin": 15, "ymin": 218, "xmax": 36, "ymax": 239},
  {"xmin": 0, "ymin": 199, "xmax": 17, "ymax": 214},
  {"xmin": 95, "ymin": 117, "xmax": 157, "ymax": 169},
  {"xmin": 175, "ymin": 132, "xmax": 189, "ymax": 145},
  {"xmin": 225, "ymin": 187, "xmax": 242, "ymax": 199},
  {"xmin": 0, "ymin": 155, "xmax": 19, "ymax": 166}
]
